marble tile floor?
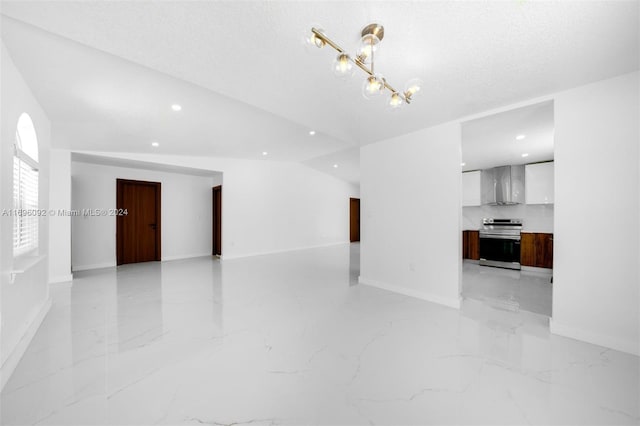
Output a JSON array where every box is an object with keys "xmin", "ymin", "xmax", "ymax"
[
  {"xmin": 1, "ymin": 244, "xmax": 638, "ymax": 425},
  {"xmin": 461, "ymin": 261, "xmax": 553, "ymax": 317}
]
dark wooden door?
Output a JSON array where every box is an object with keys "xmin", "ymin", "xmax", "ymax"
[
  {"xmin": 116, "ymin": 179, "xmax": 161, "ymax": 265},
  {"xmin": 212, "ymin": 185, "xmax": 222, "ymax": 255},
  {"xmin": 350, "ymin": 198, "xmax": 360, "ymax": 242}
]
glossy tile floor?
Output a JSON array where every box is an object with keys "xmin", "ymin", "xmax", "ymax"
[
  {"xmin": 2, "ymin": 244, "xmax": 638, "ymax": 425},
  {"xmin": 461, "ymin": 261, "xmax": 553, "ymax": 316}
]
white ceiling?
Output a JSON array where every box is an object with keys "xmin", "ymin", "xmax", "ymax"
[
  {"xmin": 462, "ymin": 100, "xmax": 554, "ymax": 172},
  {"xmin": 0, "ymin": 17, "xmax": 351, "ymax": 160},
  {"xmin": 1, "ymin": 1, "xmax": 638, "ymax": 183}
]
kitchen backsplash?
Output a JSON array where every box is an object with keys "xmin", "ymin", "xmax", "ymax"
[{"xmin": 463, "ymin": 204, "xmax": 554, "ymax": 233}]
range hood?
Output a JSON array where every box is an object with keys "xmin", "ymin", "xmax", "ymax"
[{"xmin": 481, "ymin": 165, "xmax": 525, "ymax": 205}]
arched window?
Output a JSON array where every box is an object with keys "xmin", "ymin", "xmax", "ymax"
[{"xmin": 13, "ymin": 113, "xmax": 39, "ymax": 256}]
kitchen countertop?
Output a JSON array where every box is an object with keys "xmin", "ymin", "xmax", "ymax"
[{"xmin": 462, "ymin": 229, "xmax": 554, "ymax": 233}]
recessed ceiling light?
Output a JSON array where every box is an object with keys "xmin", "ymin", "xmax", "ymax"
[
  {"xmin": 461, "ymin": 162, "xmax": 466, "ymax": 166},
  {"xmin": 309, "ymin": 130, "xmax": 316, "ymax": 136},
  {"xmin": 521, "ymin": 153, "xmax": 529, "ymax": 157},
  {"xmin": 262, "ymin": 151, "xmax": 268, "ymax": 156},
  {"xmin": 333, "ymin": 164, "xmax": 338, "ymax": 168},
  {"xmin": 171, "ymin": 104, "xmax": 182, "ymax": 111},
  {"xmin": 151, "ymin": 141, "xmax": 159, "ymax": 147},
  {"xmin": 516, "ymin": 134, "xmax": 526, "ymax": 140}
]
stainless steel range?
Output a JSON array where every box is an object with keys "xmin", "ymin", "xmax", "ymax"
[{"xmin": 479, "ymin": 218, "xmax": 523, "ymax": 270}]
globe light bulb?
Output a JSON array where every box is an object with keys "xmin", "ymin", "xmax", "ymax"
[
  {"xmin": 356, "ymin": 34, "xmax": 380, "ymax": 64},
  {"xmin": 388, "ymin": 92, "xmax": 404, "ymax": 110},
  {"xmin": 404, "ymin": 78, "xmax": 424, "ymax": 100},
  {"xmin": 362, "ymin": 74, "xmax": 384, "ymax": 99},
  {"xmin": 312, "ymin": 33, "xmax": 326, "ymax": 48},
  {"xmin": 332, "ymin": 53, "xmax": 354, "ymax": 78},
  {"xmin": 305, "ymin": 27, "xmax": 327, "ymax": 52}
]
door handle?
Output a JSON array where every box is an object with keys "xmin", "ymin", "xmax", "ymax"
[{"xmin": 149, "ymin": 224, "xmax": 157, "ymax": 230}]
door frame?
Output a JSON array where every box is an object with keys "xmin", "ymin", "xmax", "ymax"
[{"xmin": 116, "ymin": 179, "xmax": 162, "ymax": 265}]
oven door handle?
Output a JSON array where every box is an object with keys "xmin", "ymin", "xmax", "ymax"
[{"xmin": 479, "ymin": 233, "xmax": 521, "ymax": 241}]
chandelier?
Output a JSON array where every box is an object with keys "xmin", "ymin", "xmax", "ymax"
[{"xmin": 307, "ymin": 23, "xmax": 423, "ymax": 110}]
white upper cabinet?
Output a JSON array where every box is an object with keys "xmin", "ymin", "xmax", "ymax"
[
  {"xmin": 525, "ymin": 161, "xmax": 554, "ymax": 204},
  {"xmin": 462, "ymin": 170, "xmax": 481, "ymax": 206}
]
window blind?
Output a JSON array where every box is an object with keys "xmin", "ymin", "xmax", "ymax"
[{"xmin": 13, "ymin": 155, "xmax": 39, "ymax": 256}]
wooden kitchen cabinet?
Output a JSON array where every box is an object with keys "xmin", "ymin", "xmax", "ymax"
[
  {"xmin": 520, "ymin": 232, "xmax": 553, "ymax": 268},
  {"xmin": 536, "ymin": 233, "xmax": 554, "ymax": 268},
  {"xmin": 520, "ymin": 233, "xmax": 536, "ymax": 266},
  {"xmin": 462, "ymin": 230, "xmax": 480, "ymax": 260},
  {"xmin": 525, "ymin": 162, "xmax": 554, "ymax": 204},
  {"xmin": 469, "ymin": 231, "xmax": 479, "ymax": 260}
]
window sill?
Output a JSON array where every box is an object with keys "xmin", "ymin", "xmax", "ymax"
[{"xmin": 10, "ymin": 254, "xmax": 46, "ymax": 283}]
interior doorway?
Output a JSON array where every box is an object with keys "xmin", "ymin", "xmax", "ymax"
[
  {"xmin": 350, "ymin": 197, "xmax": 360, "ymax": 242},
  {"xmin": 116, "ymin": 179, "xmax": 161, "ymax": 265},
  {"xmin": 212, "ymin": 185, "xmax": 222, "ymax": 256},
  {"xmin": 460, "ymin": 101, "xmax": 554, "ymax": 317}
]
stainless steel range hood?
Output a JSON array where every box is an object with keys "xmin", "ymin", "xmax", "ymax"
[{"xmin": 481, "ymin": 165, "xmax": 525, "ymax": 205}]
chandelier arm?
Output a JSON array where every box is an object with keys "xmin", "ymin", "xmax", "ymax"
[
  {"xmin": 311, "ymin": 28, "xmax": 345, "ymax": 53},
  {"xmin": 353, "ymin": 59, "xmax": 404, "ymax": 100},
  {"xmin": 311, "ymin": 27, "xmax": 408, "ymax": 102},
  {"xmin": 385, "ymin": 84, "xmax": 406, "ymax": 101},
  {"xmin": 371, "ymin": 43, "xmax": 375, "ymax": 75},
  {"xmin": 353, "ymin": 57, "xmax": 373, "ymax": 76}
]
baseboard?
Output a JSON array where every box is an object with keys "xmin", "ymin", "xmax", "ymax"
[
  {"xmin": 73, "ymin": 254, "xmax": 215, "ymax": 269},
  {"xmin": 359, "ymin": 276, "xmax": 461, "ymax": 310},
  {"xmin": 521, "ymin": 266, "xmax": 553, "ymax": 276},
  {"xmin": 72, "ymin": 262, "xmax": 116, "ymax": 272},
  {"xmin": 221, "ymin": 242, "xmax": 349, "ymax": 261},
  {"xmin": 550, "ymin": 318, "xmax": 639, "ymax": 356},
  {"xmin": 0, "ymin": 298, "xmax": 52, "ymax": 391},
  {"xmin": 161, "ymin": 253, "xmax": 212, "ymax": 262},
  {"xmin": 49, "ymin": 274, "xmax": 73, "ymax": 286}
]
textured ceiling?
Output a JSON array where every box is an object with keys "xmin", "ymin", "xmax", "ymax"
[{"xmin": 1, "ymin": 1, "xmax": 638, "ymax": 183}]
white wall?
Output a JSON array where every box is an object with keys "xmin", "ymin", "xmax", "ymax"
[
  {"xmin": 0, "ymin": 43, "xmax": 51, "ymax": 389},
  {"xmin": 71, "ymin": 161, "xmax": 215, "ymax": 270},
  {"xmin": 552, "ymin": 72, "xmax": 639, "ymax": 355},
  {"xmin": 220, "ymin": 160, "xmax": 358, "ymax": 258},
  {"xmin": 463, "ymin": 204, "xmax": 554, "ymax": 233},
  {"xmin": 358, "ymin": 72, "xmax": 638, "ymax": 356},
  {"xmin": 359, "ymin": 122, "xmax": 462, "ymax": 309},
  {"xmin": 69, "ymin": 152, "xmax": 358, "ymax": 260},
  {"xmin": 48, "ymin": 149, "xmax": 72, "ymax": 283}
]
